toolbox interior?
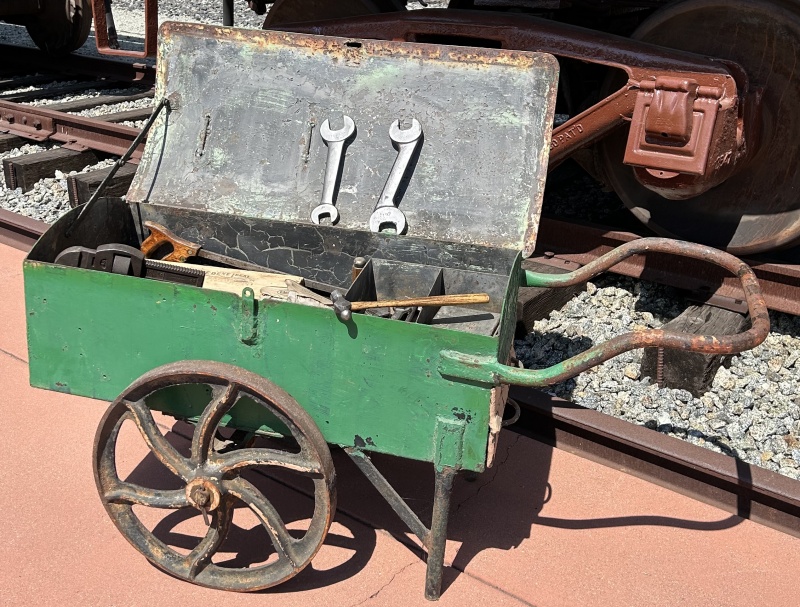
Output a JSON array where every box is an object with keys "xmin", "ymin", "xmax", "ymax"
[{"xmin": 28, "ymin": 198, "xmax": 516, "ymax": 338}]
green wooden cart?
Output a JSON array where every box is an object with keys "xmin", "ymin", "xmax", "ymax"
[{"xmin": 23, "ymin": 24, "xmax": 769, "ymax": 600}]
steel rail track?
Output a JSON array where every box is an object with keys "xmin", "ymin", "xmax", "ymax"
[
  {"xmin": 532, "ymin": 217, "xmax": 800, "ymax": 316},
  {"xmin": 509, "ymin": 387, "xmax": 800, "ymax": 538},
  {"xmin": 0, "ymin": 99, "xmax": 144, "ymax": 158},
  {"xmin": 0, "ymin": 208, "xmax": 47, "ymax": 250}
]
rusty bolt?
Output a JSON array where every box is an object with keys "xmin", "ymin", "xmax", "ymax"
[
  {"xmin": 4, "ymin": 114, "xmax": 14, "ymax": 124},
  {"xmin": 544, "ymin": 251, "xmax": 555, "ymax": 259},
  {"xmin": 21, "ymin": 116, "xmax": 27, "ymax": 125},
  {"xmin": 190, "ymin": 485, "xmax": 210, "ymax": 508},
  {"xmin": 32, "ymin": 119, "xmax": 42, "ymax": 130}
]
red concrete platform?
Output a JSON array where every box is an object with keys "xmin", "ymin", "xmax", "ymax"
[{"xmin": 2, "ymin": 242, "xmax": 798, "ymax": 607}]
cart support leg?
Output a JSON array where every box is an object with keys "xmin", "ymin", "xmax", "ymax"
[
  {"xmin": 343, "ymin": 449, "xmax": 460, "ymax": 601},
  {"xmin": 222, "ymin": 0, "xmax": 234, "ymax": 25},
  {"xmin": 425, "ymin": 466, "xmax": 456, "ymax": 601}
]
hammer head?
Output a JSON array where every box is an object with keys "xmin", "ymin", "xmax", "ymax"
[{"xmin": 330, "ymin": 290, "xmax": 352, "ymax": 322}]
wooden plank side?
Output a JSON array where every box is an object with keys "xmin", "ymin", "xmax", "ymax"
[
  {"xmin": 46, "ymin": 89, "xmax": 154, "ymax": 113},
  {"xmin": 517, "ymin": 259, "xmax": 584, "ymax": 336},
  {"xmin": 4, "ymin": 147, "xmax": 101, "ymax": 191},
  {"xmin": 67, "ymin": 162, "xmax": 137, "ymax": 207},
  {"xmin": 640, "ymin": 304, "xmax": 749, "ymax": 396},
  {"xmin": 0, "ymin": 133, "xmax": 27, "ymax": 153}
]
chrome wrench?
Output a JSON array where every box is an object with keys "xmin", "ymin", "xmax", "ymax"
[
  {"xmin": 311, "ymin": 115, "xmax": 356, "ymax": 225},
  {"xmin": 369, "ymin": 118, "xmax": 423, "ymax": 234}
]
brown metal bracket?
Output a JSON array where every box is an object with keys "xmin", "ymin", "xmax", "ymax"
[
  {"xmin": 91, "ymin": 0, "xmax": 158, "ymax": 58},
  {"xmin": 624, "ymin": 78, "xmax": 722, "ymax": 176},
  {"xmin": 276, "ymin": 9, "xmax": 749, "ymax": 200}
]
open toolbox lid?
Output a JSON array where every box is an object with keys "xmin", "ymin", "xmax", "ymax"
[{"xmin": 128, "ymin": 23, "xmax": 558, "ymax": 257}]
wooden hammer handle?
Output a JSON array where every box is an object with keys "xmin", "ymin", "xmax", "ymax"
[
  {"xmin": 141, "ymin": 221, "xmax": 200, "ymax": 262},
  {"xmin": 351, "ymin": 293, "xmax": 489, "ymax": 311}
]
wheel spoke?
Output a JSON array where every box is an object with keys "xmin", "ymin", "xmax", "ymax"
[
  {"xmin": 224, "ymin": 477, "xmax": 300, "ymax": 568},
  {"xmin": 213, "ymin": 448, "xmax": 323, "ymax": 476},
  {"xmin": 192, "ymin": 383, "xmax": 240, "ymax": 465},
  {"xmin": 94, "ymin": 362, "xmax": 336, "ymax": 590},
  {"xmin": 104, "ymin": 483, "xmax": 189, "ymax": 509},
  {"xmin": 185, "ymin": 497, "xmax": 234, "ymax": 579},
  {"xmin": 125, "ymin": 399, "xmax": 192, "ymax": 480}
]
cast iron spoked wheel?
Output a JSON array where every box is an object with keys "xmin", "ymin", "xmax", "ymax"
[
  {"xmin": 93, "ymin": 360, "xmax": 336, "ymax": 591},
  {"xmin": 600, "ymin": 0, "xmax": 800, "ymax": 254},
  {"xmin": 263, "ymin": 0, "xmax": 406, "ymax": 27},
  {"xmin": 26, "ymin": 0, "xmax": 92, "ymax": 54}
]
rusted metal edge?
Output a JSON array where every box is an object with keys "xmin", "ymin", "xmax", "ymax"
[
  {"xmin": 0, "ymin": 100, "xmax": 143, "ymax": 157},
  {"xmin": 0, "ymin": 208, "xmax": 46, "ymax": 251},
  {"xmin": 534, "ymin": 217, "xmax": 800, "ymax": 316},
  {"xmin": 509, "ymin": 386, "xmax": 800, "ymax": 538},
  {"xmin": 0, "ymin": 43, "xmax": 155, "ymax": 84}
]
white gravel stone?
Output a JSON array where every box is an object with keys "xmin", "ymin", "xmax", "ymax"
[
  {"xmin": 515, "ymin": 275, "xmax": 800, "ymax": 480},
  {"xmin": 73, "ymin": 96, "xmax": 153, "ymax": 117}
]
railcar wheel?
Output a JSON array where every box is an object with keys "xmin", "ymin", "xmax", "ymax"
[
  {"xmin": 25, "ymin": 0, "xmax": 92, "ymax": 54},
  {"xmin": 600, "ymin": 0, "xmax": 800, "ymax": 254},
  {"xmin": 93, "ymin": 360, "xmax": 336, "ymax": 591},
  {"xmin": 263, "ymin": 0, "xmax": 405, "ymax": 27}
]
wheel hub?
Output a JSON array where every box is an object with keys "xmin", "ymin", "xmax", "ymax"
[{"xmin": 186, "ymin": 478, "xmax": 222, "ymax": 512}]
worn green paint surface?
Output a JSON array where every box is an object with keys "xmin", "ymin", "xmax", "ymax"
[{"xmin": 24, "ymin": 260, "xmax": 502, "ymax": 471}]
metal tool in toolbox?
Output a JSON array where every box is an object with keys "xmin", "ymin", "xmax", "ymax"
[
  {"xmin": 138, "ymin": 220, "xmax": 336, "ymax": 293},
  {"xmin": 55, "ymin": 242, "xmax": 311, "ymax": 296},
  {"xmin": 368, "ymin": 118, "xmax": 423, "ymax": 234},
  {"xmin": 140, "ymin": 220, "xmax": 271, "ymax": 270},
  {"xmin": 329, "ymin": 290, "xmax": 490, "ymax": 322},
  {"xmin": 23, "ymin": 25, "xmax": 768, "ymax": 601},
  {"xmin": 310, "ymin": 115, "xmax": 355, "ymax": 226},
  {"xmin": 55, "ymin": 243, "xmax": 205, "ymax": 286}
]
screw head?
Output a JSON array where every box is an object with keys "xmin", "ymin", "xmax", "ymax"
[
  {"xmin": 189, "ymin": 485, "xmax": 210, "ymax": 507},
  {"xmin": 185, "ymin": 478, "xmax": 222, "ymax": 511},
  {"xmin": 32, "ymin": 119, "xmax": 42, "ymax": 130}
]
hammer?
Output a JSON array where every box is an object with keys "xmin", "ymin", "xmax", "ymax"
[{"xmin": 330, "ymin": 290, "xmax": 490, "ymax": 322}]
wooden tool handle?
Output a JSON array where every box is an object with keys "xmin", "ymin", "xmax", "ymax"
[
  {"xmin": 141, "ymin": 221, "xmax": 200, "ymax": 262},
  {"xmin": 350, "ymin": 293, "xmax": 489, "ymax": 311}
]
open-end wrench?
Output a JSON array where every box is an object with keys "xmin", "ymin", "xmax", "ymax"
[
  {"xmin": 311, "ymin": 115, "xmax": 355, "ymax": 225},
  {"xmin": 369, "ymin": 118, "xmax": 422, "ymax": 234}
]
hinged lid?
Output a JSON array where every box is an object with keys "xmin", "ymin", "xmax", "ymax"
[{"xmin": 128, "ymin": 23, "xmax": 558, "ymax": 256}]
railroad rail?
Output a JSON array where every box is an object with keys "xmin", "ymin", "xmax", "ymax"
[
  {"xmin": 532, "ymin": 218, "xmax": 800, "ymax": 317},
  {"xmin": 512, "ymin": 388, "xmax": 800, "ymax": 539},
  {"xmin": 0, "ymin": 208, "xmax": 47, "ymax": 250}
]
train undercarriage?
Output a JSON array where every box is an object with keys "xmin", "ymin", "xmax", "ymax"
[{"xmin": 9, "ymin": 0, "xmax": 800, "ymax": 254}]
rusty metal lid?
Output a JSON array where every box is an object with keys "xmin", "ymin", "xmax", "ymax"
[{"xmin": 128, "ymin": 23, "xmax": 558, "ymax": 256}]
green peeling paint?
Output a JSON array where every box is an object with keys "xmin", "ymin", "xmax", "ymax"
[
  {"xmin": 523, "ymin": 268, "xmax": 576, "ymax": 288},
  {"xmin": 24, "ymin": 259, "xmax": 504, "ymax": 471}
]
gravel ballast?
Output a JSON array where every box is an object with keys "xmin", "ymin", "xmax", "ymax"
[{"xmin": 515, "ymin": 276, "xmax": 800, "ymax": 480}]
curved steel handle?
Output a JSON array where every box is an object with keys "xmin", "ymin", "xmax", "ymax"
[{"xmin": 439, "ymin": 238, "xmax": 770, "ymax": 387}]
